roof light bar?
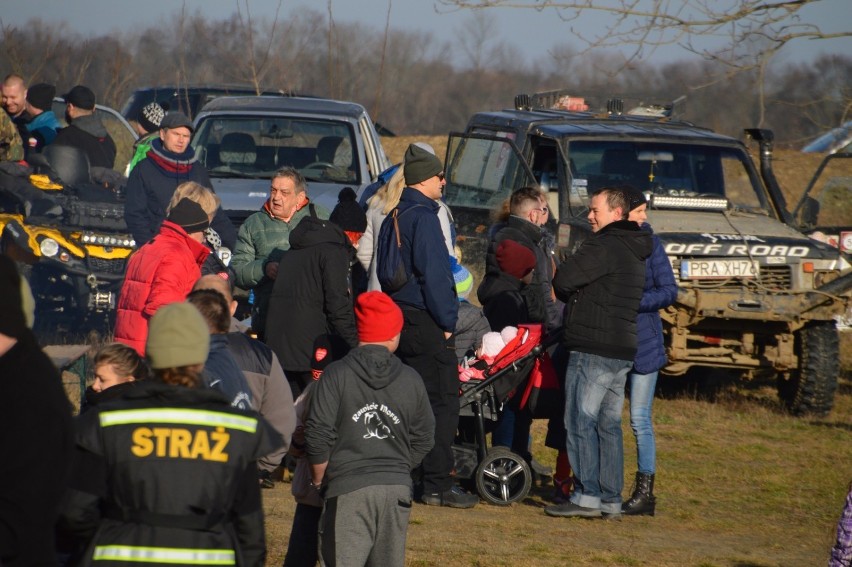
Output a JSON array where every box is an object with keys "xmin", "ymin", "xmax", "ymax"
[{"xmin": 650, "ymin": 195, "xmax": 729, "ymax": 211}]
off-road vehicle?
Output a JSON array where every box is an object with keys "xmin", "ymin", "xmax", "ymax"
[{"xmin": 443, "ymin": 90, "xmax": 852, "ymax": 416}]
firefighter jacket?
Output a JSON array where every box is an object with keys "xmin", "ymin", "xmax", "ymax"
[{"xmin": 58, "ymin": 381, "xmax": 283, "ymax": 567}]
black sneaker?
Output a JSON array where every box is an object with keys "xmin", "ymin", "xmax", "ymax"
[
  {"xmin": 544, "ymin": 501, "xmax": 602, "ymax": 518},
  {"xmin": 420, "ymin": 485, "xmax": 479, "ymax": 509}
]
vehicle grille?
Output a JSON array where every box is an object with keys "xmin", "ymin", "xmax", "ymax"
[
  {"xmin": 88, "ymin": 256, "xmax": 127, "ymax": 275},
  {"xmin": 671, "ymin": 260, "xmax": 792, "ymax": 291}
]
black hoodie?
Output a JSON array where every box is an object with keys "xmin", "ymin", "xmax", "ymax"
[
  {"xmin": 305, "ymin": 345, "xmax": 435, "ymax": 499},
  {"xmin": 553, "ymin": 219, "xmax": 653, "ymax": 361},
  {"xmin": 265, "ymin": 216, "xmax": 359, "ymax": 372}
]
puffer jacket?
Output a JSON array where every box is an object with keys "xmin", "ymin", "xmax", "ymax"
[
  {"xmin": 265, "ymin": 215, "xmax": 358, "ymax": 372},
  {"xmin": 553, "ymin": 220, "xmax": 652, "ymax": 362},
  {"xmin": 231, "ymin": 201, "xmax": 330, "ymax": 339},
  {"xmin": 59, "ymin": 381, "xmax": 282, "ymax": 567},
  {"xmin": 52, "ymin": 114, "xmax": 116, "ymax": 169},
  {"xmin": 633, "ymin": 227, "xmax": 678, "ymax": 374},
  {"xmin": 123, "ymin": 138, "xmax": 236, "ymax": 248},
  {"xmin": 114, "ymin": 221, "xmax": 210, "ymax": 355}
]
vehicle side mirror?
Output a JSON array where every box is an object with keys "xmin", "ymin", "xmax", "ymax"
[{"xmin": 799, "ymin": 196, "xmax": 819, "ymax": 229}]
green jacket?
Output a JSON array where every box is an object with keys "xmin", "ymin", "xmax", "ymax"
[
  {"xmin": 231, "ymin": 201, "xmax": 330, "ymax": 338},
  {"xmin": 0, "ymin": 110, "xmax": 23, "ymax": 162}
]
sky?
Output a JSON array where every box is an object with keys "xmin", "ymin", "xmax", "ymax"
[{"xmin": 5, "ymin": 0, "xmax": 851, "ymax": 67}]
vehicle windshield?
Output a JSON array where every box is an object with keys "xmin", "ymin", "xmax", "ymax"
[
  {"xmin": 193, "ymin": 116, "xmax": 360, "ymax": 184},
  {"xmin": 566, "ymin": 141, "xmax": 769, "ymax": 212}
]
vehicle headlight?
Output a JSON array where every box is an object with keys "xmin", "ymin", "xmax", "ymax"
[{"xmin": 39, "ymin": 238, "xmax": 60, "ymax": 258}]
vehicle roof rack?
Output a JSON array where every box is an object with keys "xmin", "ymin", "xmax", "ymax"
[{"xmin": 514, "ymin": 89, "xmax": 686, "ymax": 119}]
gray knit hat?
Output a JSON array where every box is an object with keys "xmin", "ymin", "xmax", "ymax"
[
  {"xmin": 403, "ymin": 143, "xmax": 443, "ymax": 186},
  {"xmin": 146, "ymin": 302, "xmax": 210, "ymax": 369}
]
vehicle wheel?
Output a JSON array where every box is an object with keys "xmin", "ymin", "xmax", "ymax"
[
  {"xmin": 777, "ymin": 321, "xmax": 839, "ymax": 416},
  {"xmin": 474, "ymin": 447, "xmax": 531, "ymax": 506}
]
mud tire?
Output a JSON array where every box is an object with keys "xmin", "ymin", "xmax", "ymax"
[{"xmin": 778, "ymin": 321, "xmax": 839, "ymax": 416}]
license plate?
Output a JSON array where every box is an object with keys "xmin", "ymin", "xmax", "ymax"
[{"xmin": 681, "ymin": 259, "xmax": 760, "ymax": 279}]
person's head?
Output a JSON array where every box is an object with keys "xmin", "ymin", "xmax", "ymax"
[
  {"xmin": 158, "ymin": 111, "xmax": 194, "ymax": 154},
  {"xmin": 63, "ymin": 85, "xmax": 96, "ymax": 121},
  {"xmin": 186, "ymin": 288, "xmax": 231, "ymax": 335},
  {"xmin": 168, "ymin": 181, "xmax": 220, "ymax": 222},
  {"xmin": 354, "ymin": 291, "xmax": 404, "ymax": 352},
  {"xmin": 403, "ymin": 143, "xmax": 444, "ymax": 200},
  {"xmin": 451, "ymin": 258, "xmax": 473, "ymax": 300},
  {"xmin": 166, "ymin": 198, "xmax": 210, "ymax": 241},
  {"xmin": 92, "ymin": 343, "xmax": 148, "ymax": 392},
  {"xmin": 625, "ymin": 186, "xmax": 648, "ymax": 225},
  {"xmin": 268, "ymin": 167, "xmax": 307, "ymax": 220},
  {"xmin": 2, "ymin": 75, "xmax": 27, "ymax": 117},
  {"xmin": 370, "ymin": 166, "xmax": 406, "ymax": 215},
  {"xmin": 496, "ymin": 239, "xmax": 537, "ymax": 284},
  {"xmin": 146, "ymin": 302, "xmax": 210, "ymax": 387},
  {"xmin": 509, "ymin": 186, "xmax": 549, "ymax": 227},
  {"xmin": 25, "ymin": 83, "xmax": 55, "ymax": 117},
  {"xmin": 192, "ymin": 274, "xmax": 237, "ymax": 317},
  {"xmin": 588, "ymin": 187, "xmax": 629, "ymax": 233},
  {"xmin": 330, "ymin": 187, "xmax": 367, "ymax": 246},
  {"xmin": 136, "ymin": 102, "xmax": 165, "ymax": 136}
]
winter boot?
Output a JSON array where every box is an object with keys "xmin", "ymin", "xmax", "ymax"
[{"xmin": 622, "ymin": 472, "xmax": 655, "ymax": 516}]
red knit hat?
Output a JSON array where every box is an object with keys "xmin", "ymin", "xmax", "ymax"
[
  {"xmin": 496, "ymin": 239, "xmax": 537, "ymax": 280},
  {"xmin": 355, "ymin": 291, "xmax": 404, "ymax": 343}
]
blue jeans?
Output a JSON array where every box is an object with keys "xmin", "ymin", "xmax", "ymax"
[
  {"xmin": 628, "ymin": 370, "xmax": 658, "ymax": 475},
  {"xmin": 563, "ymin": 351, "xmax": 631, "ymax": 514}
]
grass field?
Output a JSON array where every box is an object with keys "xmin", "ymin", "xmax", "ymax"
[{"xmin": 259, "ymin": 371, "xmax": 852, "ymax": 566}]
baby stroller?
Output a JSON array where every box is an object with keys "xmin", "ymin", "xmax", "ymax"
[{"xmin": 453, "ymin": 324, "xmax": 548, "ymax": 505}]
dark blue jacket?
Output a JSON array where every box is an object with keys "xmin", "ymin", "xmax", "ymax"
[
  {"xmin": 202, "ymin": 334, "xmax": 254, "ymax": 410},
  {"xmin": 388, "ymin": 187, "xmax": 458, "ymax": 333},
  {"xmin": 633, "ymin": 227, "xmax": 678, "ymax": 374}
]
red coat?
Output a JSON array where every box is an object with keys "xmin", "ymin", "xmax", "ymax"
[{"xmin": 114, "ymin": 221, "xmax": 210, "ymax": 355}]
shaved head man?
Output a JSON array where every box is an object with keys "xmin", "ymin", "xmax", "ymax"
[{"xmin": 2, "ymin": 75, "xmax": 27, "ymax": 119}]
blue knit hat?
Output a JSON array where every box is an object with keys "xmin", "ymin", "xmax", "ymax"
[{"xmin": 451, "ymin": 257, "xmax": 473, "ymax": 300}]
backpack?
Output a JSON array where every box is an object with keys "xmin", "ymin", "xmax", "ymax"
[{"xmin": 376, "ymin": 205, "xmax": 421, "ymax": 293}]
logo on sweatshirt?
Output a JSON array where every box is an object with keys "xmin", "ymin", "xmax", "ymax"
[{"xmin": 353, "ymin": 402, "xmax": 401, "ymax": 440}]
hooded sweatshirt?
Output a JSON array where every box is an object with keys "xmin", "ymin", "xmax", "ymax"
[
  {"xmin": 51, "ymin": 113, "xmax": 116, "ymax": 169},
  {"xmin": 305, "ymin": 345, "xmax": 435, "ymax": 499},
  {"xmin": 553, "ymin": 219, "xmax": 653, "ymax": 361}
]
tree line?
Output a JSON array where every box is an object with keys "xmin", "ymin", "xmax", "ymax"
[{"xmin": 1, "ymin": 8, "xmax": 849, "ymax": 148}]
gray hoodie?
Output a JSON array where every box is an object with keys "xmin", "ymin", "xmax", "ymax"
[{"xmin": 305, "ymin": 344, "xmax": 435, "ymax": 499}]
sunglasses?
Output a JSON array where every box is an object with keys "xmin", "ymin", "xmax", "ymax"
[{"xmin": 437, "ymin": 171, "xmax": 445, "ymax": 181}]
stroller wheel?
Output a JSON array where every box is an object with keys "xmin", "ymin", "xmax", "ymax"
[{"xmin": 475, "ymin": 447, "xmax": 532, "ymax": 506}]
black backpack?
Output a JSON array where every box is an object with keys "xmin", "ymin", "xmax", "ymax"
[{"xmin": 376, "ymin": 205, "xmax": 421, "ymax": 293}]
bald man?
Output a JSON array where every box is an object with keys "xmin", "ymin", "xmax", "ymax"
[
  {"xmin": 191, "ymin": 275, "xmax": 296, "ymax": 485},
  {"xmin": 2, "ymin": 74, "xmax": 28, "ymax": 139}
]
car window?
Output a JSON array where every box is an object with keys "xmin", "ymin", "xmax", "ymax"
[
  {"xmin": 193, "ymin": 116, "xmax": 360, "ymax": 184},
  {"xmin": 566, "ymin": 141, "xmax": 768, "ymax": 212},
  {"xmin": 444, "ymin": 133, "xmax": 536, "ymax": 210}
]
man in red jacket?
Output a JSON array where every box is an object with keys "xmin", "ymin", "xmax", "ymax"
[{"xmin": 114, "ymin": 197, "xmax": 211, "ymax": 354}]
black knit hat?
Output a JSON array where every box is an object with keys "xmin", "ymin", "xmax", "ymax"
[
  {"xmin": 403, "ymin": 143, "xmax": 443, "ymax": 186},
  {"xmin": 625, "ymin": 187, "xmax": 648, "ymax": 212},
  {"xmin": 26, "ymin": 83, "xmax": 56, "ymax": 112},
  {"xmin": 63, "ymin": 85, "xmax": 96, "ymax": 110},
  {"xmin": 137, "ymin": 102, "xmax": 165, "ymax": 133},
  {"xmin": 167, "ymin": 198, "xmax": 210, "ymax": 234},
  {"xmin": 329, "ymin": 187, "xmax": 367, "ymax": 233}
]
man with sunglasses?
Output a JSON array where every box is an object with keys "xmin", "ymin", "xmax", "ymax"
[{"xmin": 381, "ymin": 144, "xmax": 477, "ymax": 509}]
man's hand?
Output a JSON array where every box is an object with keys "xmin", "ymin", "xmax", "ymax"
[{"xmin": 265, "ymin": 261, "xmax": 279, "ymax": 280}]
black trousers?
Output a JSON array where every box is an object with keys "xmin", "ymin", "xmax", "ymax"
[{"xmin": 395, "ymin": 307, "xmax": 458, "ymax": 494}]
